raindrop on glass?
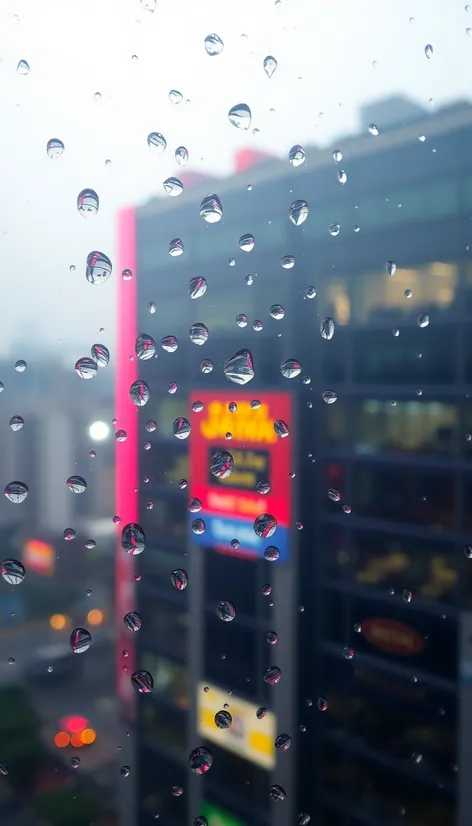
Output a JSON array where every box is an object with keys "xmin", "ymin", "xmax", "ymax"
[
  {"xmin": 17, "ymin": 60, "xmax": 30, "ymax": 75},
  {"xmin": 175, "ymin": 146, "xmax": 188, "ymax": 167},
  {"xmin": 129, "ymin": 380, "xmax": 150, "ymax": 406},
  {"xmin": 236, "ymin": 314, "xmax": 248, "ymax": 328},
  {"xmin": 4, "ymin": 481, "xmax": 28, "ymax": 504},
  {"xmin": 215, "ymin": 710, "xmax": 232, "ymax": 729},
  {"xmin": 322, "ymin": 389, "xmax": 337, "ymax": 404},
  {"xmin": 210, "ymin": 450, "xmax": 234, "ymax": 479},
  {"xmin": 200, "ymin": 194, "xmax": 223, "ymax": 223},
  {"xmin": 368, "ymin": 123, "xmax": 379, "ymax": 136},
  {"xmin": 131, "ymin": 670, "xmax": 153, "ymax": 693},
  {"xmin": 70, "ymin": 627, "xmax": 92, "ymax": 654},
  {"xmin": 288, "ymin": 200, "xmax": 309, "ymax": 226},
  {"xmin": 169, "ymin": 89, "xmax": 183, "ymax": 104},
  {"xmin": 163, "ymin": 177, "xmax": 184, "ymax": 197},
  {"xmin": 14, "ymin": 360, "xmax": 27, "ymax": 373},
  {"xmin": 201, "ymin": 359, "xmax": 214, "ymax": 374},
  {"xmin": 425, "ymin": 44, "xmax": 433, "ymax": 59},
  {"xmin": 86, "ymin": 251, "xmax": 112, "ymax": 285},
  {"xmin": 189, "ymin": 746, "xmax": 213, "ymax": 774},
  {"xmin": 75, "ymin": 358, "xmax": 98, "ymax": 379},
  {"xmin": 329, "ymin": 222, "xmax": 340, "ymax": 236},
  {"xmin": 386, "ymin": 260, "xmax": 397, "ymax": 276},
  {"xmin": 337, "ymin": 169, "xmax": 347, "ymax": 184},
  {"xmin": 192, "ymin": 518, "xmax": 205, "ymax": 535},
  {"xmin": 169, "ymin": 238, "xmax": 184, "ymax": 256},
  {"xmin": 263, "ymin": 55, "xmax": 277, "ymax": 77},
  {"xmin": 122, "ymin": 523, "xmax": 146, "ymax": 555},
  {"xmin": 47, "ymin": 138, "xmax": 64, "ymax": 159},
  {"xmin": 173, "ymin": 417, "xmax": 191, "ymax": 440},
  {"xmin": 189, "ymin": 323, "xmax": 209, "ymax": 345},
  {"xmin": 224, "ymin": 349, "xmax": 254, "ymax": 384},
  {"xmin": 124, "ymin": 611, "xmax": 142, "ymax": 632},
  {"xmin": 270, "ymin": 304, "xmax": 285, "ymax": 320},
  {"xmin": 135, "ymin": 334, "xmax": 156, "ymax": 360},
  {"xmin": 77, "ymin": 189, "xmax": 99, "ymax": 218},
  {"xmin": 264, "ymin": 665, "xmax": 281, "ymax": 684},
  {"xmin": 147, "ymin": 132, "xmax": 166, "ymax": 153},
  {"xmin": 67, "ymin": 476, "xmax": 87, "ymax": 494},
  {"xmin": 289, "ymin": 145, "xmax": 305, "ymax": 167},
  {"xmin": 417, "ymin": 312, "xmax": 430, "ymax": 328},
  {"xmin": 264, "ymin": 546, "xmax": 280, "ymax": 561},
  {"xmin": 274, "ymin": 419, "xmax": 290, "ymax": 438},
  {"xmin": 204, "ymin": 33, "xmax": 224, "ymax": 56},
  {"xmin": 9, "ymin": 416, "xmax": 24, "ymax": 431},
  {"xmin": 320, "ymin": 317, "xmax": 335, "ymax": 340},
  {"xmin": 256, "ymin": 707, "xmax": 267, "ymax": 719},
  {"xmin": 215, "ymin": 600, "xmax": 236, "ymax": 622},
  {"xmin": 275, "ymin": 733, "xmax": 291, "ymax": 750},
  {"xmin": 171, "ymin": 569, "xmax": 188, "ymax": 590},
  {"xmin": 1, "ymin": 559, "xmax": 25, "ymax": 585},
  {"xmin": 239, "ymin": 233, "xmax": 255, "ymax": 252},
  {"xmin": 254, "ymin": 513, "xmax": 277, "ymax": 538},
  {"xmin": 189, "ymin": 277, "xmax": 207, "ymax": 299},
  {"xmin": 281, "ymin": 358, "xmax": 301, "ymax": 379},
  {"xmin": 228, "ymin": 103, "xmax": 252, "ymax": 130},
  {"xmin": 162, "ymin": 335, "xmax": 179, "ymax": 353}
]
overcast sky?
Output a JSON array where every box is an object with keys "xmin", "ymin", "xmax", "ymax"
[{"xmin": 0, "ymin": 0, "xmax": 469, "ymax": 359}]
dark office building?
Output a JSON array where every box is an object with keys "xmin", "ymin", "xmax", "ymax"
[{"xmin": 116, "ymin": 97, "xmax": 472, "ymax": 826}]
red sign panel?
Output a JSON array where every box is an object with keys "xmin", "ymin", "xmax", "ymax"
[
  {"xmin": 362, "ymin": 617, "xmax": 425, "ymax": 656},
  {"xmin": 189, "ymin": 391, "xmax": 292, "ymax": 560}
]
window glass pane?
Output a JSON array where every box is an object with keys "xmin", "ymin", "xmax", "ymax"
[
  {"xmin": 142, "ymin": 598, "xmax": 188, "ymax": 658},
  {"xmin": 352, "ymin": 399, "xmax": 457, "ymax": 456},
  {"xmin": 353, "ymin": 325, "xmax": 457, "ymax": 384},
  {"xmin": 140, "ymin": 651, "xmax": 189, "ymax": 710}
]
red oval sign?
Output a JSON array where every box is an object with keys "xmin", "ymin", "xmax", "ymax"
[{"xmin": 362, "ymin": 617, "xmax": 424, "ymax": 656}]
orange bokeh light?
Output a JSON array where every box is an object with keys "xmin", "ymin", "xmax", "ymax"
[
  {"xmin": 80, "ymin": 728, "xmax": 96, "ymax": 745},
  {"xmin": 54, "ymin": 731, "xmax": 70, "ymax": 748},
  {"xmin": 61, "ymin": 715, "xmax": 88, "ymax": 733},
  {"xmin": 87, "ymin": 609, "xmax": 104, "ymax": 626},
  {"xmin": 50, "ymin": 614, "xmax": 67, "ymax": 631},
  {"xmin": 70, "ymin": 733, "xmax": 84, "ymax": 748}
]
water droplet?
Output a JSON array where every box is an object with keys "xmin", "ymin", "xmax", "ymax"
[
  {"xmin": 417, "ymin": 312, "xmax": 430, "ymax": 328},
  {"xmin": 288, "ymin": 200, "xmax": 308, "ymax": 226},
  {"xmin": 70, "ymin": 627, "xmax": 92, "ymax": 654},
  {"xmin": 14, "ymin": 360, "xmax": 27, "ymax": 373},
  {"xmin": 173, "ymin": 417, "xmax": 191, "ymax": 440},
  {"xmin": 1, "ymin": 559, "xmax": 25, "ymax": 585},
  {"xmin": 194, "ymin": 817, "xmax": 208, "ymax": 826},
  {"xmin": 46, "ymin": 138, "xmax": 64, "ymax": 159},
  {"xmin": 322, "ymin": 389, "xmax": 337, "ymax": 404},
  {"xmin": 245, "ymin": 274, "xmax": 254, "ymax": 286},
  {"xmin": 270, "ymin": 304, "xmax": 285, "ymax": 320},
  {"xmin": 256, "ymin": 707, "xmax": 267, "ymax": 719},
  {"xmin": 264, "ymin": 665, "xmax": 281, "ymax": 684},
  {"xmin": 66, "ymin": 475, "xmax": 87, "ymax": 494},
  {"xmin": 403, "ymin": 588, "xmax": 412, "ymax": 603},
  {"xmin": 161, "ymin": 335, "xmax": 179, "ymax": 353},
  {"xmin": 122, "ymin": 269, "xmax": 133, "ymax": 281},
  {"xmin": 192, "ymin": 401, "xmax": 204, "ymax": 414},
  {"xmin": 425, "ymin": 44, "xmax": 433, "ymax": 59},
  {"xmin": 192, "ymin": 518, "xmax": 205, "ymax": 535},
  {"xmin": 224, "ymin": 349, "xmax": 254, "ymax": 384},
  {"xmin": 386, "ymin": 260, "xmax": 397, "ymax": 276},
  {"xmin": 299, "ymin": 814, "xmax": 311, "ymax": 825},
  {"xmin": 200, "ymin": 194, "xmax": 223, "ymax": 223},
  {"xmin": 342, "ymin": 646, "xmax": 354, "ymax": 660},
  {"xmin": 189, "ymin": 746, "xmax": 213, "ymax": 774},
  {"xmin": 269, "ymin": 785, "xmax": 286, "ymax": 801},
  {"xmin": 148, "ymin": 132, "xmax": 166, "ymax": 153},
  {"xmin": 201, "ymin": 359, "xmax": 214, "ymax": 373},
  {"xmin": 124, "ymin": 611, "xmax": 142, "ymax": 631},
  {"xmin": 405, "ymin": 289, "xmax": 412, "ymax": 299},
  {"xmin": 169, "ymin": 89, "xmax": 183, "ymax": 105},
  {"xmin": 17, "ymin": 60, "xmax": 30, "ymax": 75},
  {"xmin": 329, "ymin": 222, "xmax": 340, "ymax": 236},
  {"xmin": 236, "ymin": 314, "xmax": 248, "ymax": 328},
  {"xmin": 75, "ymin": 358, "xmax": 97, "ymax": 379},
  {"xmin": 122, "ymin": 523, "xmax": 146, "ymax": 555},
  {"xmin": 320, "ymin": 317, "xmax": 335, "ymax": 340},
  {"xmin": 328, "ymin": 489, "xmax": 341, "ymax": 502},
  {"xmin": 77, "ymin": 188, "xmax": 99, "ymax": 218},
  {"xmin": 256, "ymin": 481, "xmax": 271, "ymax": 495},
  {"xmin": 215, "ymin": 601, "xmax": 236, "ymax": 622},
  {"xmin": 131, "ymin": 670, "xmax": 153, "ymax": 693},
  {"xmin": 129, "ymin": 380, "xmax": 150, "ymax": 406},
  {"xmin": 89, "ymin": 344, "xmax": 109, "ymax": 368},
  {"xmin": 71, "ymin": 756, "xmax": 80, "ymax": 769},
  {"xmin": 172, "ymin": 785, "xmax": 184, "ymax": 797},
  {"xmin": 264, "ymin": 546, "xmax": 280, "ymax": 562},
  {"xmin": 281, "ymin": 358, "xmax": 301, "ymax": 379},
  {"xmin": 189, "ymin": 322, "xmax": 209, "ymax": 346},
  {"xmin": 175, "ymin": 146, "xmax": 188, "ymax": 167},
  {"xmin": 337, "ymin": 169, "xmax": 347, "ymax": 184},
  {"xmin": 368, "ymin": 123, "xmax": 379, "ymax": 136},
  {"xmin": 189, "ymin": 277, "xmax": 207, "ymax": 299},
  {"xmin": 254, "ymin": 513, "xmax": 277, "ymax": 538},
  {"xmin": 93, "ymin": 92, "xmax": 102, "ymax": 101},
  {"xmin": 281, "ymin": 255, "xmax": 295, "ymax": 269},
  {"xmin": 263, "ymin": 55, "xmax": 277, "ymax": 77},
  {"xmin": 163, "ymin": 177, "xmax": 183, "ymax": 197},
  {"xmin": 204, "ymin": 33, "xmax": 224, "ymax": 56},
  {"xmin": 169, "ymin": 238, "xmax": 184, "ymax": 256},
  {"xmin": 239, "ymin": 233, "xmax": 255, "ymax": 252},
  {"xmin": 229, "ymin": 257, "xmax": 236, "ymax": 267},
  {"xmin": 289, "ymin": 145, "xmax": 305, "ymax": 167},
  {"xmin": 210, "ymin": 450, "xmax": 234, "ymax": 479},
  {"xmin": 84, "ymin": 539, "xmax": 96, "ymax": 549},
  {"xmin": 267, "ymin": 631, "xmax": 278, "ymax": 646},
  {"xmin": 86, "ymin": 250, "xmax": 112, "ymax": 285},
  {"xmin": 171, "ymin": 569, "xmax": 188, "ymax": 590},
  {"xmin": 9, "ymin": 415, "xmax": 24, "ymax": 432},
  {"xmin": 215, "ymin": 709, "xmax": 232, "ymax": 729},
  {"xmin": 275, "ymin": 733, "xmax": 291, "ymax": 750},
  {"xmin": 228, "ymin": 103, "xmax": 252, "ymax": 130},
  {"xmin": 274, "ymin": 419, "xmax": 290, "ymax": 439},
  {"xmin": 64, "ymin": 528, "xmax": 76, "ymax": 541},
  {"xmin": 332, "ymin": 149, "xmax": 343, "ymax": 163},
  {"xmin": 120, "ymin": 765, "xmax": 131, "ymax": 777}
]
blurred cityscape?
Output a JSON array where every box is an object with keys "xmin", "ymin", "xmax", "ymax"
[{"xmin": 1, "ymin": 93, "xmax": 472, "ymax": 826}]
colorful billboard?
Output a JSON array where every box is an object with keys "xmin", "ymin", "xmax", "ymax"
[
  {"xmin": 23, "ymin": 539, "xmax": 55, "ymax": 577},
  {"xmin": 197, "ymin": 681, "xmax": 276, "ymax": 769},
  {"xmin": 362, "ymin": 617, "xmax": 425, "ymax": 656},
  {"xmin": 189, "ymin": 391, "xmax": 292, "ymax": 560}
]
